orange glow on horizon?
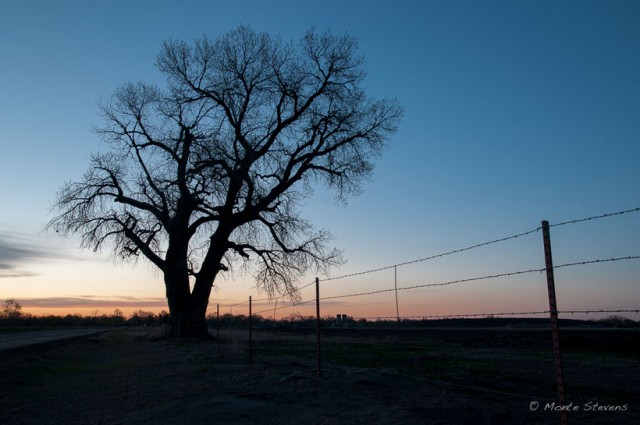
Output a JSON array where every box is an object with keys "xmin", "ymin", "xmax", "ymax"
[{"xmin": 22, "ymin": 306, "xmax": 168, "ymax": 319}]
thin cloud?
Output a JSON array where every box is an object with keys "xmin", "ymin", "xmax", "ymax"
[
  {"xmin": 0, "ymin": 270, "xmax": 39, "ymax": 278},
  {"xmin": 0, "ymin": 229, "xmax": 80, "ymax": 278},
  {"xmin": 18, "ymin": 296, "xmax": 167, "ymax": 309}
]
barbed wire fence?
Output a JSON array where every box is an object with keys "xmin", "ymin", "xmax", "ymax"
[
  {"xmin": 208, "ymin": 207, "xmax": 640, "ymax": 325},
  {"xmin": 218, "ymin": 207, "xmax": 639, "ymax": 321},
  {"xmin": 201, "ymin": 207, "xmax": 639, "ymax": 423}
]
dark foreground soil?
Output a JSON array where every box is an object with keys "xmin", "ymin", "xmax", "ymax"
[{"xmin": 0, "ymin": 327, "xmax": 637, "ymax": 425}]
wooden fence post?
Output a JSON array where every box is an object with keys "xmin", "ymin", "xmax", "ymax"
[
  {"xmin": 394, "ymin": 266, "xmax": 400, "ymax": 323},
  {"xmin": 316, "ymin": 277, "xmax": 322, "ymax": 377},
  {"xmin": 249, "ymin": 296, "xmax": 253, "ymax": 363},
  {"xmin": 542, "ymin": 220, "xmax": 568, "ymax": 425},
  {"xmin": 273, "ymin": 298, "xmax": 278, "ymax": 321}
]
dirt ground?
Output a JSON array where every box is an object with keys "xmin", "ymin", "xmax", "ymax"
[{"xmin": 0, "ymin": 327, "xmax": 637, "ymax": 425}]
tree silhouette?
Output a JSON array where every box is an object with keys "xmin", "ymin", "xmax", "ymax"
[
  {"xmin": 49, "ymin": 26, "xmax": 402, "ymax": 337},
  {"xmin": 1, "ymin": 299, "xmax": 23, "ymax": 321}
]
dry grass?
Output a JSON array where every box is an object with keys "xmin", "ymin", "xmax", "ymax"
[{"xmin": 0, "ymin": 326, "xmax": 637, "ymax": 425}]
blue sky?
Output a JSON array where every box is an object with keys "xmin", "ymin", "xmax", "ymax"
[{"xmin": 0, "ymin": 0, "xmax": 638, "ymax": 318}]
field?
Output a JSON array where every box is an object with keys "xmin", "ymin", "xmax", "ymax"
[{"xmin": 0, "ymin": 325, "xmax": 638, "ymax": 424}]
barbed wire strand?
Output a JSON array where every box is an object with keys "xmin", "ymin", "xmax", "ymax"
[
  {"xmin": 550, "ymin": 207, "xmax": 640, "ymax": 228},
  {"xmin": 558, "ymin": 309, "xmax": 640, "ymax": 315},
  {"xmin": 553, "ymin": 256, "xmax": 640, "ymax": 269},
  {"xmin": 359, "ymin": 311, "xmax": 551, "ymax": 320},
  {"xmin": 253, "ymin": 279, "xmax": 317, "ymax": 304},
  {"xmin": 322, "ymin": 267, "xmax": 546, "ymax": 301},
  {"xmin": 203, "ymin": 279, "xmax": 317, "ymax": 315},
  {"xmin": 253, "ymin": 299, "xmax": 317, "ymax": 316},
  {"xmin": 324, "ymin": 227, "xmax": 541, "ymax": 283},
  {"xmin": 354, "ymin": 309, "xmax": 639, "ymax": 321}
]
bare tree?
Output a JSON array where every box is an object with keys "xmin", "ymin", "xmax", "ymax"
[
  {"xmin": 1, "ymin": 299, "xmax": 23, "ymax": 320},
  {"xmin": 49, "ymin": 26, "xmax": 402, "ymax": 337}
]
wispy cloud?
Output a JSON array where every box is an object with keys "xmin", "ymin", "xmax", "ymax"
[
  {"xmin": 19, "ymin": 295, "xmax": 167, "ymax": 309},
  {"xmin": 0, "ymin": 229, "xmax": 78, "ymax": 278}
]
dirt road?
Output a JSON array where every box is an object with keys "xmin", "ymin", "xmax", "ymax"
[{"xmin": 0, "ymin": 328, "xmax": 110, "ymax": 351}]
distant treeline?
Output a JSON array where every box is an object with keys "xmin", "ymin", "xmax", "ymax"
[
  {"xmin": 0, "ymin": 309, "xmax": 168, "ymax": 328},
  {"xmin": 5, "ymin": 312, "xmax": 634, "ymax": 330},
  {"xmin": 0, "ymin": 299, "xmax": 167, "ymax": 328},
  {"xmin": 1, "ymin": 298, "xmax": 637, "ymax": 329}
]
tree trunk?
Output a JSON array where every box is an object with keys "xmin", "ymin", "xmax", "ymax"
[
  {"xmin": 165, "ymin": 277, "xmax": 212, "ymax": 339},
  {"xmin": 184, "ymin": 275, "xmax": 215, "ymax": 338},
  {"xmin": 164, "ymin": 261, "xmax": 219, "ymax": 339},
  {"xmin": 164, "ymin": 224, "xmax": 227, "ymax": 339},
  {"xmin": 166, "ymin": 295, "xmax": 212, "ymax": 339},
  {"xmin": 164, "ymin": 245, "xmax": 212, "ymax": 339},
  {"xmin": 174, "ymin": 304, "xmax": 211, "ymax": 339}
]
